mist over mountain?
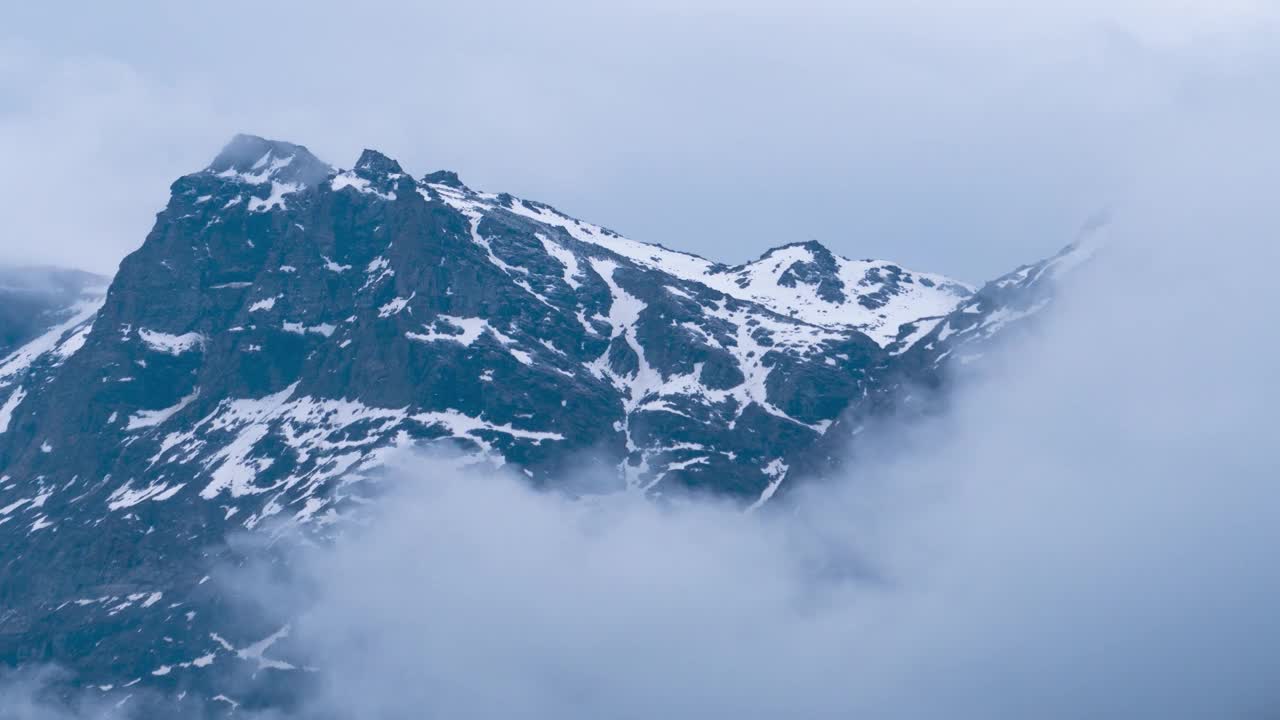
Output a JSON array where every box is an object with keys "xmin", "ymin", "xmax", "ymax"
[
  {"xmin": 0, "ymin": 268, "xmax": 107, "ymax": 359},
  {"xmin": 5, "ymin": 1, "xmax": 1280, "ymax": 715},
  {"xmin": 1, "ymin": 120, "xmax": 1276, "ymax": 718},
  {"xmin": 0, "ymin": 133, "xmax": 1090, "ymax": 712}
]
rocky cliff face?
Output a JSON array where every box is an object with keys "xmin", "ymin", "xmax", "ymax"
[{"xmin": 0, "ymin": 135, "xmax": 1090, "ymax": 713}]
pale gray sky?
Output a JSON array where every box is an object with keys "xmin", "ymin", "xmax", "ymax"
[{"xmin": 2, "ymin": 1, "xmax": 1277, "ymax": 282}]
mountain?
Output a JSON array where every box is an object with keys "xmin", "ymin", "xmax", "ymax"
[
  {"xmin": 888, "ymin": 218, "xmax": 1104, "ymax": 369},
  {"xmin": 0, "ymin": 267, "xmax": 107, "ymax": 438},
  {"xmin": 0, "ymin": 135, "xmax": 1090, "ymax": 714},
  {"xmin": 0, "ymin": 266, "xmax": 107, "ymax": 359}
]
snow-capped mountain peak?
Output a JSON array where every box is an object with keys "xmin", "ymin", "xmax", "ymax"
[
  {"xmin": 700, "ymin": 240, "xmax": 973, "ymax": 345},
  {"xmin": 0, "ymin": 135, "xmax": 1080, "ymax": 714},
  {"xmin": 416, "ymin": 171, "xmax": 971, "ymax": 345},
  {"xmin": 201, "ymin": 134, "xmax": 334, "ymax": 213},
  {"xmin": 205, "ymin": 134, "xmax": 332, "ymax": 187}
]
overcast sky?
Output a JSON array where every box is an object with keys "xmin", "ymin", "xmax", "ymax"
[{"xmin": 2, "ymin": 1, "xmax": 1277, "ymax": 282}]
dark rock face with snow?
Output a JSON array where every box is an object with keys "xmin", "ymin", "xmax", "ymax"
[
  {"xmin": 889, "ymin": 230, "xmax": 1099, "ymax": 370},
  {"xmin": 0, "ymin": 135, "xmax": 1089, "ymax": 713},
  {"xmin": 0, "ymin": 267, "xmax": 107, "ymax": 358}
]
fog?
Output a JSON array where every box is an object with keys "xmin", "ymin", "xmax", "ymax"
[
  {"xmin": 7, "ymin": 105, "xmax": 1279, "ymax": 720},
  {"xmin": 5, "ymin": 140, "xmax": 1278, "ymax": 719},
  {"xmin": 4, "ymin": 3, "xmax": 1280, "ymax": 717},
  {"xmin": 0, "ymin": 667, "xmax": 133, "ymax": 720},
  {"xmin": 195, "ymin": 122, "xmax": 1279, "ymax": 718}
]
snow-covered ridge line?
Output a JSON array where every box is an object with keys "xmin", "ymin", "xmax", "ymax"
[
  {"xmin": 0, "ymin": 295, "xmax": 104, "ymax": 385},
  {"xmin": 425, "ymin": 177, "xmax": 970, "ymax": 345},
  {"xmin": 196, "ymin": 134, "xmax": 973, "ymax": 345}
]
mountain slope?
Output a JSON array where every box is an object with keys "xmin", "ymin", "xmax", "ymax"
[
  {"xmin": 0, "ymin": 135, "xmax": 1086, "ymax": 713},
  {"xmin": 0, "ymin": 267, "xmax": 107, "ymax": 358},
  {"xmin": 0, "ymin": 268, "xmax": 108, "ymax": 435}
]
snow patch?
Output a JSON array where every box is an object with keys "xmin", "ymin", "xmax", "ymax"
[
  {"xmin": 107, "ymin": 481, "xmax": 187, "ymax": 510},
  {"xmin": 378, "ymin": 294, "xmax": 415, "ymax": 318},
  {"xmin": 236, "ymin": 625, "xmax": 296, "ymax": 671},
  {"xmin": 0, "ymin": 386, "xmax": 26, "ymax": 433},
  {"xmin": 247, "ymin": 181, "xmax": 300, "ymax": 212},
  {"xmin": 322, "ymin": 256, "xmax": 352, "ymax": 273},
  {"xmin": 331, "ymin": 171, "xmax": 396, "ymax": 200},
  {"xmin": 283, "ymin": 322, "xmax": 335, "ymax": 337},
  {"xmin": 127, "ymin": 388, "xmax": 200, "ymax": 430},
  {"xmin": 138, "ymin": 329, "xmax": 206, "ymax": 356},
  {"xmin": 537, "ymin": 234, "xmax": 584, "ymax": 289},
  {"xmin": 249, "ymin": 296, "xmax": 278, "ymax": 312}
]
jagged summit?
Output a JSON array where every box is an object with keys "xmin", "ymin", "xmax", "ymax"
[
  {"xmin": 326, "ymin": 149, "xmax": 411, "ymax": 200},
  {"xmin": 353, "ymin": 148, "xmax": 405, "ymax": 177},
  {"xmin": 210, "ymin": 134, "xmax": 307, "ymax": 169},
  {"xmin": 205, "ymin": 133, "xmax": 332, "ymax": 188},
  {"xmin": 422, "ymin": 169, "xmax": 465, "ymax": 188},
  {"xmin": 754, "ymin": 239, "xmax": 837, "ymax": 261},
  {"xmin": 696, "ymin": 240, "xmax": 972, "ymax": 344},
  {"xmin": 173, "ymin": 135, "xmax": 978, "ymax": 345}
]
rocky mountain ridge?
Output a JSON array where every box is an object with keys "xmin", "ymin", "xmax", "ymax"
[
  {"xmin": 0, "ymin": 134, "xmax": 1090, "ymax": 714},
  {"xmin": 0, "ymin": 266, "xmax": 107, "ymax": 359}
]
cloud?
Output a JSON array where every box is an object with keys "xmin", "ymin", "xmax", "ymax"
[
  {"xmin": 0, "ymin": 666, "xmax": 133, "ymax": 720},
  {"xmin": 227, "ymin": 129, "xmax": 1280, "ymax": 717},
  {"xmin": 0, "ymin": 47, "xmax": 227, "ymax": 274},
  {"xmin": 3, "ymin": 1, "xmax": 1278, "ymax": 279},
  {"xmin": 3, "ymin": 5, "xmax": 1279, "ymax": 717}
]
